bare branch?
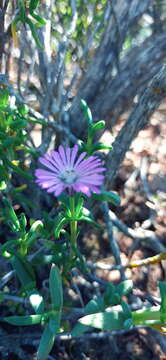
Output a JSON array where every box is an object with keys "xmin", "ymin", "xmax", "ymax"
[
  {"xmin": 101, "ymin": 201, "xmax": 126, "ymax": 280},
  {"xmin": 69, "ymin": 0, "xmax": 151, "ymax": 135},
  {"xmin": 106, "ymin": 64, "xmax": 166, "ymax": 187}
]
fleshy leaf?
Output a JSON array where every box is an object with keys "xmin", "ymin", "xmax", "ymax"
[
  {"xmin": 92, "ymin": 191, "xmax": 120, "ymax": 206},
  {"xmin": 11, "ymin": 254, "xmax": 36, "ymax": 290},
  {"xmin": 49, "ymin": 265, "xmax": 63, "ymax": 311},
  {"xmin": 0, "ymin": 88, "xmax": 9, "ymax": 108},
  {"xmin": 49, "ymin": 313, "xmax": 61, "ymax": 333},
  {"xmin": 85, "ymin": 298, "xmax": 105, "ymax": 314},
  {"xmin": 71, "ymin": 322, "xmax": 90, "ymax": 337},
  {"xmin": 91, "ymin": 120, "xmax": 105, "ymax": 132},
  {"xmin": 30, "ymin": 0, "xmax": 40, "ymax": 12},
  {"xmin": 80, "ymin": 215, "xmax": 101, "ymax": 229},
  {"xmin": 29, "ymin": 220, "xmax": 44, "ymax": 234},
  {"xmin": 79, "ymin": 311, "xmax": 126, "ymax": 331},
  {"xmin": 72, "ymin": 295, "xmax": 105, "ymax": 336},
  {"xmin": 159, "ymin": 281, "xmax": 166, "ymax": 322},
  {"xmin": 3, "ymin": 198, "xmax": 20, "ymax": 231},
  {"xmin": 116, "ymin": 280, "xmax": 133, "ymax": 298},
  {"xmin": 80, "ymin": 99, "xmax": 93, "ymax": 124},
  {"xmin": 121, "ymin": 300, "xmax": 132, "ymax": 319},
  {"xmin": 19, "ymin": 213, "xmax": 27, "ymax": 231},
  {"xmin": 37, "ymin": 322, "xmax": 56, "ymax": 360},
  {"xmin": 4, "ymin": 314, "xmax": 43, "ymax": 326},
  {"xmin": 54, "ymin": 214, "xmax": 68, "ymax": 238},
  {"xmin": 91, "ymin": 142, "xmax": 113, "ymax": 152}
]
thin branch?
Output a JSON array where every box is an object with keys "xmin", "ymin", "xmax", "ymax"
[
  {"xmin": 139, "ymin": 156, "xmax": 157, "ymax": 229},
  {"xmin": 140, "ymin": 156, "xmax": 154, "ymax": 201},
  {"xmin": 64, "ymin": 1, "xmax": 111, "ymax": 106},
  {"xmin": 106, "ymin": 208, "xmax": 165, "ymax": 253},
  {"xmin": 106, "ymin": 64, "xmax": 166, "ymax": 187},
  {"xmin": 1, "ymin": 294, "xmax": 28, "ymax": 304},
  {"xmin": 67, "ymin": 0, "xmax": 78, "ymax": 37},
  {"xmin": 71, "ymin": 269, "xmax": 85, "ymax": 308},
  {"xmin": 101, "ymin": 202, "xmax": 126, "ymax": 280},
  {"xmin": 87, "ymin": 250, "xmax": 166, "ymax": 273},
  {"xmin": 29, "ymin": 108, "xmax": 77, "ymax": 145},
  {"xmin": 3, "ymin": 0, "xmax": 10, "ymax": 12},
  {"xmin": 0, "ymin": 270, "xmax": 15, "ymax": 289}
]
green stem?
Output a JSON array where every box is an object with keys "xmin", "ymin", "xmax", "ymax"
[
  {"xmin": 20, "ymin": 234, "xmax": 28, "ymax": 256},
  {"xmin": 69, "ymin": 196, "xmax": 78, "ymax": 260},
  {"xmin": 132, "ymin": 306, "xmax": 162, "ymax": 326},
  {"xmin": 86, "ymin": 131, "xmax": 92, "ymax": 156}
]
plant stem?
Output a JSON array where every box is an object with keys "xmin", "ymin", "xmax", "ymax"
[
  {"xmin": 69, "ymin": 196, "xmax": 77, "ymax": 259},
  {"xmin": 86, "ymin": 132, "xmax": 92, "ymax": 156},
  {"xmin": 132, "ymin": 306, "xmax": 161, "ymax": 326},
  {"xmin": 20, "ymin": 234, "xmax": 27, "ymax": 256}
]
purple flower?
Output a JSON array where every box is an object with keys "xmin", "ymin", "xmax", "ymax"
[{"xmin": 35, "ymin": 145, "xmax": 105, "ymax": 197}]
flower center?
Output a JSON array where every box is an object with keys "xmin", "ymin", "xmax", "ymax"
[{"xmin": 59, "ymin": 169, "xmax": 79, "ymax": 184}]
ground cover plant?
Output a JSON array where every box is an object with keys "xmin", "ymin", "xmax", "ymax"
[{"xmin": 0, "ymin": 1, "xmax": 166, "ymax": 359}]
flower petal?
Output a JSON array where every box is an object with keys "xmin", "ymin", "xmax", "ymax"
[
  {"xmin": 74, "ymin": 152, "xmax": 86, "ymax": 167},
  {"xmin": 54, "ymin": 184, "xmax": 64, "ymax": 196},
  {"xmin": 35, "ymin": 145, "xmax": 105, "ymax": 197},
  {"xmin": 35, "ymin": 169, "xmax": 58, "ymax": 178},
  {"xmin": 38, "ymin": 179, "xmax": 59, "ymax": 189},
  {"xmin": 76, "ymin": 157, "xmax": 102, "ymax": 171},
  {"xmin": 66, "ymin": 147, "xmax": 71, "ymax": 164},
  {"xmin": 38, "ymin": 157, "xmax": 59, "ymax": 173},
  {"xmin": 70, "ymin": 144, "xmax": 79, "ymax": 167},
  {"xmin": 50, "ymin": 150, "xmax": 65, "ymax": 170},
  {"xmin": 46, "ymin": 183, "xmax": 63, "ymax": 193},
  {"xmin": 58, "ymin": 145, "xmax": 67, "ymax": 165},
  {"xmin": 72, "ymin": 183, "xmax": 91, "ymax": 196}
]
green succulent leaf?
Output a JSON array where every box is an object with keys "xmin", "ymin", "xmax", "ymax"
[
  {"xmin": 91, "ymin": 120, "xmax": 105, "ymax": 132},
  {"xmin": 4, "ymin": 314, "xmax": 43, "ymax": 326},
  {"xmin": 103, "ymin": 283, "xmax": 117, "ymax": 306},
  {"xmin": 85, "ymin": 298, "xmax": 105, "ymax": 314},
  {"xmin": 91, "ymin": 142, "xmax": 113, "ymax": 152},
  {"xmin": 2, "ymin": 198, "xmax": 20, "ymax": 231},
  {"xmin": 0, "ymin": 180, "xmax": 6, "ymax": 190},
  {"xmin": 121, "ymin": 300, "xmax": 132, "ymax": 319},
  {"xmin": 72, "ymin": 291, "xmax": 106, "ymax": 336},
  {"xmin": 11, "ymin": 254, "xmax": 36, "ymax": 290},
  {"xmin": 29, "ymin": 220, "xmax": 44, "ymax": 234},
  {"xmin": 49, "ymin": 313, "xmax": 61, "ymax": 334},
  {"xmin": 71, "ymin": 322, "xmax": 89, "ymax": 337},
  {"xmin": 37, "ymin": 322, "xmax": 56, "ymax": 360},
  {"xmin": 49, "ymin": 265, "xmax": 63, "ymax": 311},
  {"xmin": 29, "ymin": 0, "xmax": 40, "ymax": 12},
  {"xmin": 79, "ymin": 310, "xmax": 127, "ymax": 331},
  {"xmin": 159, "ymin": 281, "xmax": 166, "ymax": 322},
  {"xmin": 31, "ymin": 13, "xmax": 46, "ymax": 26},
  {"xmin": 19, "ymin": 213, "xmax": 27, "ymax": 231},
  {"xmin": 123, "ymin": 318, "xmax": 133, "ymax": 330},
  {"xmin": 116, "ymin": 280, "xmax": 133, "ymax": 298},
  {"xmin": 0, "ymin": 239, "xmax": 20, "ymax": 258},
  {"xmin": 80, "ymin": 99, "xmax": 93, "ymax": 124},
  {"xmin": 25, "ymin": 18, "xmax": 44, "ymax": 50},
  {"xmin": 75, "ymin": 196, "xmax": 84, "ymax": 218},
  {"xmin": 92, "ymin": 191, "xmax": 120, "ymax": 206},
  {"xmin": 17, "ymin": 104, "xmax": 29, "ymax": 115},
  {"xmin": 0, "ymin": 88, "xmax": 9, "ymax": 108},
  {"xmin": 54, "ymin": 215, "xmax": 68, "ymax": 238},
  {"xmin": 80, "ymin": 215, "xmax": 101, "ymax": 228}
]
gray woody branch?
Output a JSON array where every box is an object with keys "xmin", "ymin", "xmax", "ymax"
[
  {"xmin": 69, "ymin": 0, "xmax": 151, "ymax": 135},
  {"xmin": 105, "ymin": 64, "xmax": 166, "ymax": 188}
]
